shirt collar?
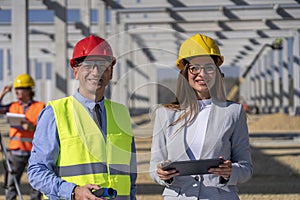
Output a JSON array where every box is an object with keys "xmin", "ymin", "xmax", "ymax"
[
  {"xmin": 73, "ymin": 90, "xmax": 105, "ymax": 112},
  {"xmin": 198, "ymin": 98, "xmax": 212, "ymax": 109},
  {"xmin": 18, "ymin": 100, "xmax": 33, "ymax": 106}
]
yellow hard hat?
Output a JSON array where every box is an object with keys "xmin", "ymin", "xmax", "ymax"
[
  {"xmin": 176, "ymin": 34, "xmax": 224, "ymax": 70},
  {"xmin": 13, "ymin": 74, "xmax": 35, "ymax": 88}
]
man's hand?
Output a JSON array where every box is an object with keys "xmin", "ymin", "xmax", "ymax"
[
  {"xmin": 2, "ymin": 85, "xmax": 13, "ymax": 94},
  {"xmin": 21, "ymin": 121, "xmax": 35, "ymax": 131},
  {"xmin": 0, "ymin": 85, "xmax": 12, "ymax": 101},
  {"xmin": 73, "ymin": 184, "xmax": 107, "ymax": 200}
]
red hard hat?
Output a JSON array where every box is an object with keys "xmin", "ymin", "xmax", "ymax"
[{"xmin": 70, "ymin": 35, "xmax": 116, "ymax": 68}]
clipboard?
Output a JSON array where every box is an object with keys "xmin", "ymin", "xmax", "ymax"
[
  {"xmin": 6, "ymin": 112, "xmax": 28, "ymax": 127},
  {"xmin": 161, "ymin": 158, "xmax": 223, "ymax": 176}
]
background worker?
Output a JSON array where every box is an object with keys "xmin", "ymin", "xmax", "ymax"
[
  {"xmin": 0, "ymin": 74, "xmax": 44, "ymax": 200},
  {"xmin": 28, "ymin": 35, "xmax": 137, "ymax": 200},
  {"xmin": 149, "ymin": 34, "xmax": 253, "ymax": 199}
]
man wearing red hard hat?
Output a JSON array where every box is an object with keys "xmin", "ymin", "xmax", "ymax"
[{"xmin": 28, "ymin": 35, "xmax": 137, "ymax": 200}]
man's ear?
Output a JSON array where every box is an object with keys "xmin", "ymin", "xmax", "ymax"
[
  {"xmin": 73, "ymin": 67, "xmax": 79, "ymax": 79},
  {"xmin": 110, "ymin": 66, "xmax": 114, "ymax": 80}
]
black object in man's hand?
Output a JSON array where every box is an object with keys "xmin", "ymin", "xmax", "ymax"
[{"xmin": 92, "ymin": 188, "xmax": 117, "ymax": 199}]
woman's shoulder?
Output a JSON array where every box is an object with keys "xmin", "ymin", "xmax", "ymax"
[
  {"xmin": 155, "ymin": 104, "xmax": 181, "ymax": 113},
  {"xmin": 224, "ymin": 100, "xmax": 245, "ymax": 118},
  {"xmin": 212, "ymin": 100, "xmax": 243, "ymax": 117},
  {"xmin": 226, "ymin": 100, "xmax": 242, "ymax": 107},
  {"xmin": 213, "ymin": 100, "xmax": 242, "ymax": 110},
  {"xmin": 151, "ymin": 104, "xmax": 182, "ymax": 118}
]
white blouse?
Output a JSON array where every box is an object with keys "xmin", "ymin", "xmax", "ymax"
[{"xmin": 186, "ymin": 99, "xmax": 212, "ymax": 159}]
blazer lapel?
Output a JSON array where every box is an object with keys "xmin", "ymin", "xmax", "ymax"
[
  {"xmin": 200, "ymin": 101, "xmax": 227, "ymax": 158},
  {"xmin": 167, "ymin": 111, "xmax": 190, "ymax": 161}
]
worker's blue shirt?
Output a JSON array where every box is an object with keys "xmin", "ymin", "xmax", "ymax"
[{"xmin": 28, "ymin": 91, "xmax": 137, "ymax": 200}]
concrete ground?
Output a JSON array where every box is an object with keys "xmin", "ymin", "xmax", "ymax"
[{"xmin": 1, "ymin": 113, "xmax": 300, "ymax": 199}]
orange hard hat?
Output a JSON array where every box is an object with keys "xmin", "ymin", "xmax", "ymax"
[{"xmin": 70, "ymin": 35, "xmax": 116, "ymax": 68}]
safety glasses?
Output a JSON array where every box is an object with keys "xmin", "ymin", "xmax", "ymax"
[{"xmin": 78, "ymin": 60, "xmax": 111, "ymax": 72}]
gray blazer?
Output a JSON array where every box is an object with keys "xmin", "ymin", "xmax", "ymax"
[{"xmin": 149, "ymin": 101, "xmax": 253, "ymax": 200}]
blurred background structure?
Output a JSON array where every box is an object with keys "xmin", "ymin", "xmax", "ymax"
[
  {"xmin": 1, "ymin": 1, "xmax": 300, "ymax": 200},
  {"xmin": 0, "ymin": 0, "xmax": 300, "ymax": 115}
]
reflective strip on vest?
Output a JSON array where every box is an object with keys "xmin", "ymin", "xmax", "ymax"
[
  {"xmin": 55, "ymin": 163, "xmax": 130, "ymax": 177},
  {"xmin": 109, "ymin": 164, "xmax": 130, "ymax": 175},
  {"xmin": 10, "ymin": 136, "xmax": 33, "ymax": 142},
  {"xmin": 55, "ymin": 162, "xmax": 107, "ymax": 177}
]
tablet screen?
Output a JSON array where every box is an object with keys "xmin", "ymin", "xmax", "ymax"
[{"xmin": 162, "ymin": 158, "xmax": 223, "ymax": 176}]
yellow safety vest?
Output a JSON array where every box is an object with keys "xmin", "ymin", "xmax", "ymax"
[{"xmin": 48, "ymin": 96, "xmax": 133, "ymax": 198}]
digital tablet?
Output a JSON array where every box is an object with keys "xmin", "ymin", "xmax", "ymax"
[
  {"xmin": 161, "ymin": 158, "xmax": 223, "ymax": 176},
  {"xmin": 6, "ymin": 112, "xmax": 28, "ymax": 127}
]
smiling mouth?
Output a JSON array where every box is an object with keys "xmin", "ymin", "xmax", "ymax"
[
  {"xmin": 88, "ymin": 78, "xmax": 102, "ymax": 85},
  {"xmin": 196, "ymin": 80, "xmax": 207, "ymax": 85}
]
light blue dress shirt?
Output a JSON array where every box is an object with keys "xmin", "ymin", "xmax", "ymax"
[{"xmin": 28, "ymin": 91, "xmax": 137, "ymax": 199}]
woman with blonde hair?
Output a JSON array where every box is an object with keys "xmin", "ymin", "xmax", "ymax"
[{"xmin": 149, "ymin": 34, "xmax": 253, "ymax": 200}]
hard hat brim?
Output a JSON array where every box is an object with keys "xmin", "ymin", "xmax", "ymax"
[
  {"xmin": 70, "ymin": 55, "xmax": 116, "ymax": 68},
  {"xmin": 176, "ymin": 55, "xmax": 224, "ymax": 70}
]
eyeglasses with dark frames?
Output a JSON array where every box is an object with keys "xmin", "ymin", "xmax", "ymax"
[{"xmin": 188, "ymin": 63, "xmax": 216, "ymax": 75}]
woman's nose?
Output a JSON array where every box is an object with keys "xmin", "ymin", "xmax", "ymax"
[{"xmin": 198, "ymin": 67, "xmax": 206, "ymax": 76}]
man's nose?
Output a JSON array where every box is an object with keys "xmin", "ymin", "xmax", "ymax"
[{"xmin": 91, "ymin": 65, "xmax": 106, "ymax": 74}]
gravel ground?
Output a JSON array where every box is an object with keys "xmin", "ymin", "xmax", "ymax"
[{"xmin": 1, "ymin": 113, "xmax": 300, "ymax": 200}]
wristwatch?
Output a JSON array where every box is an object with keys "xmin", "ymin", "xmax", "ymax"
[{"xmin": 71, "ymin": 186, "xmax": 78, "ymax": 200}]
